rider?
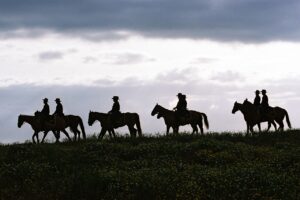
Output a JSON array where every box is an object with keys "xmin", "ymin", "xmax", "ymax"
[
  {"xmin": 53, "ymin": 98, "xmax": 64, "ymax": 117},
  {"xmin": 261, "ymin": 89, "xmax": 269, "ymax": 107},
  {"xmin": 39, "ymin": 98, "xmax": 50, "ymax": 128},
  {"xmin": 260, "ymin": 89, "xmax": 269, "ymax": 118},
  {"xmin": 253, "ymin": 90, "xmax": 261, "ymax": 106},
  {"xmin": 108, "ymin": 96, "xmax": 122, "ymax": 125},
  {"xmin": 41, "ymin": 98, "xmax": 50, "ymax": 116},
  {"xmin": 173, "ymin": 93, "xmax": 188, "ymax": 123}
]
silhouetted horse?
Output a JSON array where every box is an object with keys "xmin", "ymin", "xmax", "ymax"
[
  {"xmin": 151, "ymin": 104, "xmax": 209, "ymax": 135},
  {"xmin": 18, "ymin": 114, "xmax": 72, "ymax": 143},
  {"xmin": 35, "ymin": 112, "xmax": 86, "ymax": 142},
  {"xmin": 232, "ymin": 100, "xmax": 291, "ymax": 134},
  {"xmin": 88, "ymin": 111, "xmax": 142, "ymax": 140}
]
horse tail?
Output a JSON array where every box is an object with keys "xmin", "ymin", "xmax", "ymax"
[
  {"xmin": 135, "ymin": 113, "xmax": 142, "ymax": 136},
  {"xmin": 284, "ymin": 109, "xmax": 292, "ymax": 129},
  {"xmin": 78, "ymin": 117, "xmax": 86, "ymax": 140},
  {"xmin": 201, "ymin": 113, "xmax": 209, "ymax": 130}
]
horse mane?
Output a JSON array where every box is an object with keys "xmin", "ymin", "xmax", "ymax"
[{"xmin": 157, "ymin": 104, "xmax": 172, "ymax": 112}]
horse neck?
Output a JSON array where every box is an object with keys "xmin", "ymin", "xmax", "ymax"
[
  {"xmin": 157, "ymin": 106, "xmax": 175, "ymax": 124},
  {"xmin": 158, "ymin": 106, "xmax": 173, "ymax": 116},
  {"xmin": 94, "ymin": 112, "xmax": 107, "ymax": 122},
  {"xmin": 23, "ymin": 115, "xmax": 35, "ymax": 121},
  {"xmin": 21, "ymin": 115, "xmax": 36, "ymax": 126}
]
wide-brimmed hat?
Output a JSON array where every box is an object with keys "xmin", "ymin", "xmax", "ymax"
[
  {"xmin": 43, "ymin": 98, "xmax": 48, "ymax": 102},
  {"xmin": 255, "ymin": 90, "xmax": 260, "ymax": 94},
  {"xmin": 55, "ymin": 98, "xmax": 61, "ymax": 102},
  {"xmin": 112, "ymin": 96, "xmax": 119, "ymax": 100},
  {"xmin": 261, "ymin": 89, "xmax": 267, "ymax": 94},
  {"xmin": 177, "ymin": 93, "xmax": 183, "ymax": 97}
]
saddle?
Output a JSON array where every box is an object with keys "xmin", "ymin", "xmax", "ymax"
[
  {"xmin": 175, "ymin": 110, "xmax": 190, "ymax": 124},
  {"xmin": 109, "ymin": 112, "xmax": 124, "ymax": 127}
]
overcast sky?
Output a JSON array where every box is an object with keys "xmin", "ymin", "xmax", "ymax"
[{"xmin": 1, "ymin": 0, "xmax": 300, "ymax": 143}]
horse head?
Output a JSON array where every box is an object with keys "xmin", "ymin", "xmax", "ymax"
[
  {"xmin": 88, "ymin": 111, "xmax": 96, "ymax": 126},
  {"xmin": 157, "ymin": 112, "xmax": 163, "ymax": 119},
  {"xmin": 232, "ymin": 101, "xmax": 241, "ymax": 114},
  {"xmin": 17, "ymin": 115, "xmax": 24, "ymax": 128},
  {"xmin": 151, "ymin": 103, "xmax": 160, "ymax": 116}
]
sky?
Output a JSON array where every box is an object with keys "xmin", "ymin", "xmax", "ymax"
[{"xmin": 1, "ymin": 0, "xmax": 300, "ymax": 143}]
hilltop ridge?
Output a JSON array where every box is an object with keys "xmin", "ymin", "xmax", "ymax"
[{"xmin": 0, "ymin": 130, "xmax": 299, "ymax": 200}]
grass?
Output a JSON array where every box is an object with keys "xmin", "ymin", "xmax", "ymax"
[{"xmin": 0, "ymin": 130, "xmax": 299, "ymax": 200}]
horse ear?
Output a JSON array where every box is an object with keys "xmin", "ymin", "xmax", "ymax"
[{"xmin": 156, "ymin": 103, "xmax": 158, "ymax": 105}]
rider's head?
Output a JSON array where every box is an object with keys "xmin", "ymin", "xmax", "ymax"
[
  {"xmin": 255, "ymin": 90, "xmax": 260, "ymax": 95},
  {"xmin": 55, "ymin": 98, "xmax": 61, "ymax": 103},
  {"xmin": 43, "ymin": 98, "xmax": 48, "ymax": 103},
  {"xmin": 112, "ymin": 96, "xmax": 119, "ymax": 102},
  {"xmin": 261, "ymin": 89, "xmax": 267, "ymax": 95},
  {"xmin": 177, "ymin": 93, "xmax": 183, "ymax": 99}
]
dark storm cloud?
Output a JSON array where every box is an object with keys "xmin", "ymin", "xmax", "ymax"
[{"xmin": 0, "ymin": 0, "xmax": 299, "ymax": 42}]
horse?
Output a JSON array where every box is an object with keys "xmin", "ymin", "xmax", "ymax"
[
  {"xmin": 18, "ymin": 114, "xmax": 72, "ymax": 143},
  {"xmin": 88, "ymin": 111, "xmax": 142, "ymax": 140},
  {"xmin": 232, "ymin": 99, "xmax": 291, "ymax": 134},
  {"xmin": 35, "ymin": 113, "xmax": 86, "ymax": 142},
  {"xmin": 151, "ymin": 104, "xmax": 209, "ymax": 135}
]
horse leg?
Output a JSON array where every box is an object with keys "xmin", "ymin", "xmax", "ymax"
[
  {"xmin": 41, "ymin": 131, "xmax": 49, "ymax": 143},
  {"xmin": 75, "ymin": 128, "xmax": 81, "ymax": 141},
  {"xmin": 62, "ymin": 129, "xmax": 72, "ymax": 141},
  {"xmin": 272, "ymin": 121, "xmax": 277, "ymax": 131},
  {"xmin": 98, "ymin": 128, "xmax": 106, "ymax": 140},
  {"xmin": 112, "ymin": 129, "xmax": 116, "ymax": 138},
  {"xmin": 32, "ymin": 131, "xmax": 37, "ymax": 144},
  {"xmin": 246, "ymin": 123, "xmax": 250, "ymax": 135},
  {"xmin": 108, "ymin": 129, "xmax": 115, "ymax": 139},
  {"xmin": 108, "ymin": 131, "xmax": 112, "ymax": 139},
  {"xmin": 250, "ymin": 125, "xmax": 254, "ymax": 134},
  {"xmin": 174, "ymin": 126, "xmax": 179, "ymax": 134},
  {"xmin": 128, "ymin": 125, "xmax": 137, "ymax": 138},
  {"xmin": 166, "ymin": 125, "xmax": 170, "ymax": 136},
  {"xmin": 77, "ymin": 129, "xmax": 81, "ymax": 140},
  {"xmin": 198, "ymin": 123, "xmax": 204, "ymax": 135},
  {"xmin": 54, "ymin": 131, "xmax": 60, "ymax": 143},
  {"xmin": 36, "ymin": 132, "xmax": 40, "ymax": 143},
  {"xmin": 278, "ymin": 120, "xmax": 284, "ymax": 131},
  {"xmin": 258, "ymin": 123, "xmax": 261, "ymax": 132},
  {"xmin": 191, "ymin": 124, "xmax": 198, "ymax": 135}
]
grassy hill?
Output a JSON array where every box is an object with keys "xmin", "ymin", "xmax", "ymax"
[{"xmin": 0, "ymin": 130, "xmax": 299, "ymax": 200}]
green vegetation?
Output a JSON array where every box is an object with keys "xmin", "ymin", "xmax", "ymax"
[{"xmin": 0, "ymin": 130, "xmax": 299, "ymax": 200}]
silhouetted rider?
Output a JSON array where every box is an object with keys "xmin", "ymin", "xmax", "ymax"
[
  {"xmin": 108, "ymin": 96, "xmax": 121, "ymax": 125},
  {"xmin": 253, "ymin": 90, "xmax": 261, "ymax": 106},
  {"xmin": 173, "ymin": 93, "xmax": 189, "ymax": 123},
  {"xmin": 261, "ymin": 89, "xmax": 269, "ymax": 107},
  {"xmin": 38, "ymin": 98, "xmax": 50, "ymax": 128},
  {"xmin": 41, "ymin": 98, "xmax": 50, "ymax": 116},
  {"xmin": 174, "ymin": 93, "xmax": 187, "ymax": 111},
  {"xmin": 260, "ymin": 89, "xmax": 270, "ymax": 119},
  {"xmin": 53, "ymin": 98, "xmax": 64, "ymax": 117}
]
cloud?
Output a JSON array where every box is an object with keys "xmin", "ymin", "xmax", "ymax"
[
  {"xmin": 193, "ymin": 57, "xmax": 218, "ymax": 64},
  {"xmin": 210, "ymin": 70, "xmax": 245, "ymax": 82},
  {"xmin": 38, "ymin": 51, "xmax": 64, "ymax": 61},
  {"xmin": 83, "ymin": 56, "xmax": 98, "ymax": 64},
  {"xmin": 0, "ymin": 0, "xmax": 299, "ymax": 42},
  {"xmin": 101, "ymin": 53, "xmax": 155, "ymax": 65}
]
